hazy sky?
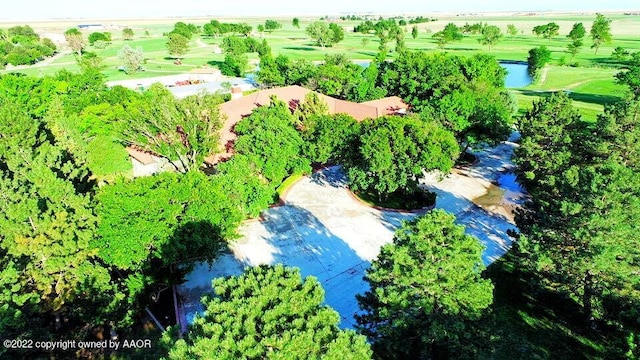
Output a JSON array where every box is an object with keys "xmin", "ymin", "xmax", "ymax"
[{"xmin": 2, "ymin": 0, "xmax": 639, "ymax": 20}]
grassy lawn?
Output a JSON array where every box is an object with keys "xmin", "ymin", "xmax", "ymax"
[
  {"xmin": 276, "ymin": 172, "xmax": 304, "ymax": 198},
  {"xmin": 511, "ymin": 64, "xmax": 629, "ymax": 121}
]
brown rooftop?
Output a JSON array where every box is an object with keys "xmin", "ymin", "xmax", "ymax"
[{"xmin": 208, "ymin": 85, "xmax": 408, "ymax": 164}]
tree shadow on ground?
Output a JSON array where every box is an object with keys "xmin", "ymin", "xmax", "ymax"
[
  {"xmin": 282, "ymin": 46, "xmax": 317, "ymax": 51},
  {"xmin": 178, "ymin": 204, "xmax": 372, "ymax": 329},
  {"xmin": 482, "ymin": 253, "xmax": 623, "ymax": 359},
  {"xmin": 517, "ymin": 89, "xmax": 620, "ymax": 106},
  {"xmin": 206, "ymin": 60, "xmax": 224, "ymax": 68}
]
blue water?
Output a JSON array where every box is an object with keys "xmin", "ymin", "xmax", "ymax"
[{"xmin": 500, "ymin": 62, "xmax": 532, "ymax": 88}]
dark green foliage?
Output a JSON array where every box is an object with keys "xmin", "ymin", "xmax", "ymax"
[
  {"xmin": 532, "ymin": 22, "xmax": 560, "ymax": 41},
  {"xmin": 380, "ymin": 52, "xmax": 514, "ymax": 148},
  {"xmin": 513, "ymin": 92, "xmax": 640, "ymax": 356},
  {"xmin": 312, "ymin": 53, "xmax": 362, "ymax": 99},
  {"xmin": 214, "ymin": 155, "xmax": 276, "ymax": 218},
  {"xmin": 344, "ymin": 115, "xmax": 458, "ymax": 200},
  {"xmin": 264, "ymin": 19, "xmax": 282, "ymax": 32},
  {"xmin": 612, "ymin": 46, "xmax": 630, "ymax": 61},
  {"xmin": 615, "ymin": 52, "xmax": 640, "ymax": 98},
  {"xmin": 306, "ymin": 21, "xmax": 344, "ymax": 48},
  {"xmin": 0, "ymin": 102, "xmax": 118, "ymax": 341},
  {"xmin": 169, "ymin": 21, "xmax": 198, "ymax": 39},
  {"xmin": 357, "ymin": 210, "xmax": 493, "ymax": 359},
  {"xmin": 202, "ymin": 20, "xmax": 252, "ymax": 37},
  {"xmin": 0, "ymin": 27, "xmax": 55, "ymax": 66},
  {"xmin": 411, "ymin": 25, "xmax": 418, "ymax": 39},
  {"xmin": 234, "ymin": 98, "xmax": 311, "ymax": 184},
  {"xmin": 567, "ymin": 22, "xmax": 586, "ymax": 41},
  {"xmin": 220, "ymin": 52, "xmax": 248, "ymax": 76},
  {"xmin": 292, "ymin": 17, "xmax": 300, "ymax": 28},
  {"xmin": 461, "ymin": 22, "xmax": 485, "ymax": 34},
  {"xmin": 527, "ymin": 46, "xmax": 551, "ymax": 77},
  {"xmin": 164, "ymin": 265, "xmax": 372, "ymax": 359},
  {"xmin": 300, "ymin": 113, "xmax": 360, "ymax": 165}
]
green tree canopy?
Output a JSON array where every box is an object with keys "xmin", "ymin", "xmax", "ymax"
[
  {"xmin": 292, "ymin": 17, "xmax": 300, "ymax": 28},
  {"xmin": 122, "ymin": 27, "xmax": 134, "ymax": 40},
  {"xmin": 379, "ymin": 52, "xmax": 513, "ymax": 149},
  {"xmin": 95, "ymin": 170, "xmax": 242, "ymax": 270},
  {"xmin": 123, "ymin": 84, "xmax": 224, "ymax": 172},
  {"xmin": 345, "ymin": 115, "xmax": 458, "ymax": 200},
  {"xmin": 0, "ymin": 102, "xmax": 116, "ymax": 339},
  {"xmin": 615, "ymin": 52, "xmax": 640, "ymax": 99},
  {"xmin": 478, "ymin": 25, "xmax": 502, "ymax": 50},
  {"xmin": 306, "ymin": 21, "xmax": 338, "ymax": 48},
  {"xmin": 568, "ymin": 22, "xmax": 586, "ymax": 41},
  {"xmin": 164, "ymin": 265, "xmax": 372, "ymax": 359},
  {"xmin": 234, "ymin": 98, "xmax": 311, "ymax": 185},
  {"xmin": 513, "ymin": 93, "xmax": 640, "ymax": 355},
  {"xmin": 357, "ymin": 210, "xmax": 494, "ymax": 359},
  {"xmin": 590, "ymin": 13, "xmax": 612, "ymax": 54},
  {"xmin": 264, "ymin": 19, "xmax": 282, "ymax": 32},
  {"xmin": 166, "ymin": 32, "xmax": 190, "ymax": 58},
  {"xmin": 431, "ymin": 22, "xmax": 463, "ymax": 49}
]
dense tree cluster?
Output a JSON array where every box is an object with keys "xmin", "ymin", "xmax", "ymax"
[
  {"xmin": 378, "ymin": 52, "xmax": 515, "ymax": 148},
  {"xmin": 202, "ymin": 19, "xmax": 252, "ymax": 37},
  {"xmin": 513, "ymin": 90, "xmax": 640, "ymax": 358},
  {"xmin": 0, "ymin": 25, "xmax": 57, "ymax": 67},
  {"xmin": 532, "ymin": 22, "xmax": 560, "ymax": 41},
  {"xmin": 344, "ymin": 115, "xmax": 458, "ymax": 201}
]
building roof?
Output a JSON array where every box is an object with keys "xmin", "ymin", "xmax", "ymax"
[
  {"xmin": 208, "ymin": 85, "xmax": 408, "ymax": 164},
  {"xmin": 126, "ymin": 146, "xmax": 156, "ymax": 165}
]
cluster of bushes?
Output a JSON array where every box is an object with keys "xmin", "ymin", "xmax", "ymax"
[
  {"xmin": 0, "ymin": 25, "xmax": 56, "ymax": 67},
  {"xmin": 202, "ymin": 19, "xmax": 252, "ymax": 37}
]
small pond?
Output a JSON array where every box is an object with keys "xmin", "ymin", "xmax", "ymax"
[{"xmin": 500, "ymin": 62, "xmax": 532, "ymax": 88}]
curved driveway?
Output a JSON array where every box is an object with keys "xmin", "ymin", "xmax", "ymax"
[{"xmin": 179, "ymin": 136, "xmax": 523, "ymax": 329}]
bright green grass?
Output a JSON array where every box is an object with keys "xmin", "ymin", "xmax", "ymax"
[
  {"xmin": 512, "ymin": 64, "xmax": 630, "ymax": 122},
  {"xmin": 276, "ymin": 172, "xmax": 304, "ymax": 198}
]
